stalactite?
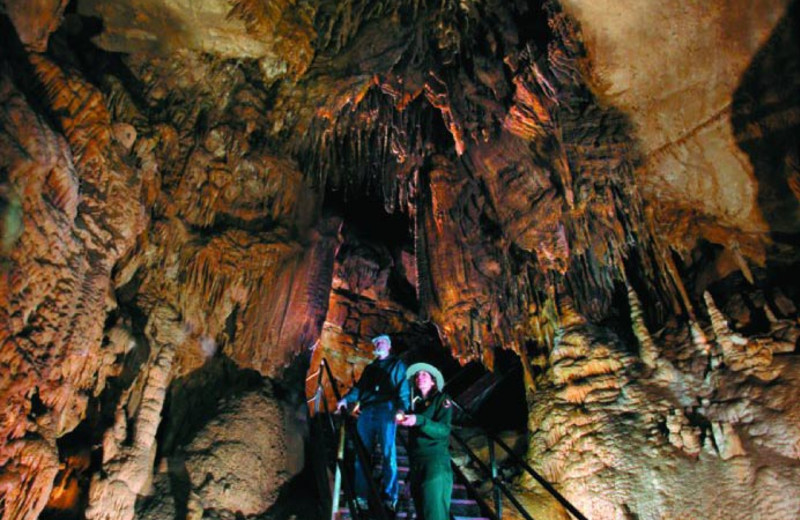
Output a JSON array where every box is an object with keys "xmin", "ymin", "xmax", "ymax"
[
  {"xmin": 413, "ymin": 169, "xmax": 432, "ymax": 320},
  {"xmin": 729, "ymin": 241, "xmax": 754, "ymax": 284},
  {"xmin": 764, "ymin": 303, "xmax": 778, "ymax": 323},
  {"xmin": 661, "ymin": 246, "xmax": 696, "ymax": 320},
  {"xmin": 227, "ymin": 0, "xmax": 315, "ymax": 78},
  {"xmin": 553, "ymin": 132, "xmax": 575, "ymax": 210}
]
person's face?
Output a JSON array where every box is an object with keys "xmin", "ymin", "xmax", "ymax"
[
  {"xmin": 415, "ymin": 370, "xmax": 435, "ymax": 395},
  {"xmin": 374, "ymin": 338, "xmax": 391, "ymax": 358}
]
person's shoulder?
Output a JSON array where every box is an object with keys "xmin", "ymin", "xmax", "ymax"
[{"xmin": 436, "ymin": 392, "xmax": 453, "ymax": 408}]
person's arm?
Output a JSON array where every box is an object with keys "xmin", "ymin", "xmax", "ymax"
[
  {"xmin": 394, "ymin": 361, "xmax": 411, "ymax": 411},
  {"xmin": 341, "ymin": 385, "xmax": 360, "ymax": 405},
  {"xmin": 415, "ymin": 395, "xmax": 452, "ymax": 439},
  {"xmin": 338, "ymin": 364, "xmax": 369, "ymax": 409}
]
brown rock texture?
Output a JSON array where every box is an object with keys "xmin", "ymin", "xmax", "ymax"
[
  {"xmin": 77, "ymin": 0, "xmax": 315, "ymax": 80},
  {"xmin": 560, "ymin": 0, "xmax": 791, "ymax": 248},
  {"xmin": 86, "ymin": 314, "xmax": 175, "ymax": 520},
  {"xmin": 182, "ymin": 383, "xmax": 292, "ymax": 515},
  {"xmin": 0, "ymin": 53, "xmax": 147, "ymax": 520},
  {"xmin": 2, "ymin": 0, "xmax": 68, "ymax": 51},
  {"xmin": 0, "ymin": 0, "xmax": 798, "ymax": 519},
  {"xmin": 524, "ymin": 296, "xmax": 800, "ymax": 519}
]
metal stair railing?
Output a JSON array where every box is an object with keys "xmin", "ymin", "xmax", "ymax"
[
  {"xmin": 453, "ymin": 363, "xmax": 522, "ymax": 417},
  {"xmin": 450, "ymin": 427, "xmax": 534, "ymax": 520},
  {"xmin": 448, "ymin": 398, "xmax": 589, "ymax": 520},
  {"xmin": 310, "ymin": 356, "xmax": 587, "ymax": 520},
  {"xmin": 308, "ymin": 360, "xmax": 358, "ymax": 520},
  {"xmin": 449, "ymin": 458, "xmax": 501, "ymax": 520},
  {"xmin": 308, "ymin": 358, "xmax": 392, "ymax": 520}
]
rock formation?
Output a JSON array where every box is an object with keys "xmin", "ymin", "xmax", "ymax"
[{"xmin": 0, "ymin": 0, "xmax": 798, "ymax": 519}]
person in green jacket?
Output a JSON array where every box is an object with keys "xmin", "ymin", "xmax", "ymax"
[{"xmin": 396, "ymin": 363, "xmax": 453, "ymax": 520}]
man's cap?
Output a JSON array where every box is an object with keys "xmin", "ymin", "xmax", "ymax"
[
  {"xmin": 371, "ymin": 334, "xmax": 391, "ymax": 346},
  {"xmin": 406, "ymin": 363, "xmax": 445, "ymax": 390}
]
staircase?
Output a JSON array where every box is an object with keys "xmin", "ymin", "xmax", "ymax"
[
  {"xmin": 310, "ymin": 358, "xmax": 587, "ymax": 520},
  {"xmin": 337, "ymin": 428, "xmax": 491, "ymax": 520}
]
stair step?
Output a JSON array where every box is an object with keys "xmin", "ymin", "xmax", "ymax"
[
  {"xmin": 339, "ymin": 514, "xmax": 490, "ymax": 520},
  {"xmin": 336, "ymin": 430, "xmax": 489, "ymax": 520},
  {"xmin": 337, "ymin": 486, "xmax": 470, "ymax": 500},
  {"xmin": 395, "ymin": 514, "xmax": 490, "ymax": 520},
  {"xmin": 338, "ymin": 501, "xmax": 482, "ymax": 517},
  {"xmin": 452, "ymin": 501, "xmax": 483, "ymax": 516}
]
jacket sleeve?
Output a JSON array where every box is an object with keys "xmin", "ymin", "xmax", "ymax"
[
  {"xmin": 416, "ymin": 395, "xmax": 452, "ymax": 439},
  {"xmin": 344, "ymin": 364, "xmax": 369, "ymax": 404},
  {"xmin": 343, "ymin": 385, "xmax": 360, "ymax": 404},
  {"xmin": 395, "ymin": 361, "xmax": 411, "ymax": 410}
]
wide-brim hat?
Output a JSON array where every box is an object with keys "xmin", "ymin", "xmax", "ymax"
[{"xmin": 406, "ymin": 363, "xmax": 445, "ymax": 390}]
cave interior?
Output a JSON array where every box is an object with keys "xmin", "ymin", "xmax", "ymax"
[{"xmin": 1, "ymin": 0, "xmax": 800, "ymax": 519}]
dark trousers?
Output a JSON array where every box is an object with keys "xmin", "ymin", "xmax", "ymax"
[
  {"xmin": 410, "ymin": 457, "xmax": 452, "ymax": 520},
  {"xmin": 354, "ymin": 403, "xmax": 399, "ymax": 502}
]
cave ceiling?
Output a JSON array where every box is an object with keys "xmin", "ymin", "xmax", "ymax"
[
  {"xmin": 1, "ymin": 0, "xmax": 800, "ymax": 518},
  {"xmin": 1, "ymin": 0, "xmax": 797, "ymax": 415}
]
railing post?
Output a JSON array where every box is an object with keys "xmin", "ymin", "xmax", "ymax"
[
  {"xmin": 315, "ymin": 359, "xmax": 326, "ymax": 415},
  {"xmin": 319, "ymin": 359, "xmax": 390, "ymax": 520},
  {"xmin": 449, "ymin": 398, "xmax": 589, "ymax": 520},
  {"xmin": 489, "ymin": 433, "xmax": 502, "ymax": 518},
  {"xmin": 330, "ymin": 420, "xmax": 346, "ymax": 520}
]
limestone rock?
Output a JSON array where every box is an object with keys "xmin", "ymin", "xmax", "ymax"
[
  {"xmin": 560, "ymin": 0, "xmax": 792, "ymax": 254},
  {"xmin": 183, "ymin": 384, "xmax": 292, "ymax": 515},
  {"xmin": 3, "ymin": 0, "xmax": 69, "ymax": 51},
  {"xmin": 0, "ymin": 1, "xmax": 799, "ymax": 520},
  {"xmin": 77, "ymin": 0, "xmax": 315, "ymax": 80}
]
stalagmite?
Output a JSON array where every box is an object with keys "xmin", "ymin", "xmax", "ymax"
[
  {"xmin": 666, "ymin": 409, "xmax": 701, "ymax": 457},
  {"xmin": 704, "ymin": 291, "xmax": 748, "ymax": 363},
  {"xmin": 627, "ymin": 283, "xmax": 658, "ymax": 368},
  {"xmin": 711, "ymin": 421, "xmax": 746, "ymax": 460},
  {"xmin": 763, "ymin": 303, "xmax": 778, "ymax": 324},
  {"xmin": 690, "ymin": 320, "xmax": 712, "ymax": 355},
  {"xmin": 85, "ymin": 308, "xmax": 178, "ymax": 520}
]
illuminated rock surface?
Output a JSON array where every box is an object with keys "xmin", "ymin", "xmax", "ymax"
[{"xmin": 0, "ymin": 1, "xmax": 798, "ymax": 519}]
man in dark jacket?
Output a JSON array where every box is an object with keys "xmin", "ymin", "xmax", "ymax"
[{"xmin": 337, "ymin": 334, "xmax": 411, "ymax": 511}]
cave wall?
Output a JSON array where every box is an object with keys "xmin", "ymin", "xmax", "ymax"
[
  {"xmin": 0, "ymin": 0, "xmax": 799, "ymax": 519},
  {"xmin": 0, "ymin": 49, "xmax": 148, "ymax": 518},
  {"xmin": 561, "ymin": 0, "xmax": 791, "ymax": 252}
]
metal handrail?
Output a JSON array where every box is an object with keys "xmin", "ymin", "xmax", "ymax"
[
  {"xmin": 489, "ymin": 433, "xmax": 501, "ymax": 518},
  {"xmin": 312, "ymin": 358, "xmax": 588, "ymax": 520},
  {"xmin": 309, "ymin": 361, "xmax": 361, "ymax": 520},
  {"xmin": 448, "ymin": 398, "xmax": 589, "ymax": 520},
  {"xmin": 450, "ymin": 428, "xmax": 536, "ymax": 520},
  {"xmin": 311, "ymin": 358, "xmax": 392, "ymax": 520},
  {"xmin": 450, "ymin": 459, "xmax": 501, "ymax": 520}
]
